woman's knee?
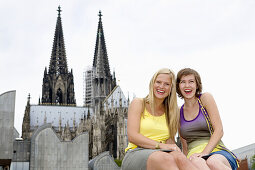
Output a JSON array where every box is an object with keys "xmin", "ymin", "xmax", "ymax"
[
  {"xmin": 148, "ymin": 151, "xmax": 176, "ymax": 165},
  {"xmin": 190, "ymin": 157, "xmax": 206, "ymax": 165},
  {"xmin": 206, "ymin": 155, "xmax": 231, "ymax": 169},
  {"xmin": 170, "ymin": 151, "xmax": 188, "ymax": 162},
  {"xmin": 147, "ymin": 152, "xmax": 178, "ymax": 170},
  {"xmin": 190, "ymin": 157, "xmax": 209, "ymax": 169}
]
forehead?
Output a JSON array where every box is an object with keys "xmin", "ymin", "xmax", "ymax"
[
  {"xmin": 156, "ymin": 73, "xmax": 171, "ymax": 81},
  {"xmin": 180, "ymin": 74, "xmax": 195, "ymax": 80}
]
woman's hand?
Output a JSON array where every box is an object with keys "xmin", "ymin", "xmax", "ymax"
[
  {"xmin": 159, "ymin": 143, "xmax": 181, "ymax": 152},
  {"xmin": 189, "ymin": 152, "xmax": 208, "ymax": 160}
]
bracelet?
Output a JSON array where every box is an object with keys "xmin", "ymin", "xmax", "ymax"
[{"xmin": 155, "ymin": 142, "xmax": 160, "ymax": 149}]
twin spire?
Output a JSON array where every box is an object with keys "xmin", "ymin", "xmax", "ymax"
[
  {"xmin": 49, "ymin": 6, "xmax": 67, "ymax": 75},
  {"xmin": 49, "ymin": 7, "xmax": 110, "ymax": 78},
  {"xmin": 93, "ymin": 10, "xmax": 111, "ymax": 78},
  {"xmin": 42, "ymin": 6, "xmax": 114, "ymax": 106}
]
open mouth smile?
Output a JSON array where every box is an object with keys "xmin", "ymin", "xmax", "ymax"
[
  {"xmin": 156, "ymin": 89, "xmax": 165, "ymax": 95},
  {"xmin": 184, "ymin": 89, "xmax": 192, "ymax": 95}
]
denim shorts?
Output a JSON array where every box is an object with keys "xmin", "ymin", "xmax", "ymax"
[{"xmin": 209, "ymin": 150, "xmax": 238, "ymax": 170}]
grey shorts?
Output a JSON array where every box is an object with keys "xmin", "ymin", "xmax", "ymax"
[{"xmin": 121, "ymin": 148, "xmax": 158, "ymax": 170}]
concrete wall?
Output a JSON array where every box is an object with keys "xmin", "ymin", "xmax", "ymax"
[
  {"xmin": 0, "ymin": 91, "xmax": 15, "ymax": 162},
  {"xmin": 13, "ymin": 128, "xmax": 19, "ymax": 140},
  {"xmin": 11, "ymin": 140, "xmax": 30, "ymax": 170},
  {"xmin": 13, "ymin": 140, "xmax": 30, "ymax": 162},
  {"xmin": 10, "ymin": 162, "xmax": 29, "ymax": 170},
  {"xmin": 30, "ymin": 124, "xmax": 89, "ymax": 170}
]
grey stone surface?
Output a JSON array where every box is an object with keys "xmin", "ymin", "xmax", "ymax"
[
  {"xmin": 13, "ymin": 128, "xmax": 19, "ymax": 140},
  {"xmin": 89, "ymin": 151, "xmax": 120, "ymax": 170},
  {"xmin": 0, "ymin": 90, "xmax": 15, "ymax": 160},
  {"xmin": 13, "ymin": 140, "xmax": 30, "ymax": 162},
  {"xmin": 30, "ymin": 124, "xmax": 89, "ymax": 170},
  {"xmin": 10, "ymin": 162, "xmax": 29, "ymax": 170}
]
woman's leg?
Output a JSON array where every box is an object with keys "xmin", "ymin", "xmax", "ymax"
[
  {"xmin": 169, "ymin": 151, "xmax": 200, "ymax": 170},
  {"xmin": 190, "ymin": 157, "xmax": 210, "ymax": 170},
  {"xmin": 206, "ymin": 154, "xmax": 231, "ymax": 170},
  {"xmin": 147, "ymin": 151, "xmax": 179, "ymax": 170}
]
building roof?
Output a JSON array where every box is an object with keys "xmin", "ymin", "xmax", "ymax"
[
  {"xmin": 103, "ymin": 85, "xmax": 129, "ymax": 109},
  {"xmin": 29, "ymin": 105, "xmax": 93, "ymax": 129},
  {"xmin": 232, "ymin": 143, "xmax": 255, "ymax": 160}
]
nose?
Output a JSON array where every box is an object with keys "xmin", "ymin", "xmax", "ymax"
[
  {"xmin": 184, "ymin": 82, "xmax": 189, "ymax": 87},
  {"xmin": 159, "ymin": 83, "xmax": 164, "ymax": 88}
]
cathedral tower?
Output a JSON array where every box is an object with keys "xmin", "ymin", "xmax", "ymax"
[
  {"xmin": 41, "ymin": 6, "xmax": 76, "ymax": 105},
  {"xmin": 85, "ymin": 11, "xmax": 116, "ymax": 108}
]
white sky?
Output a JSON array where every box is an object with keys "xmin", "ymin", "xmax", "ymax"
[{"xmin": 0, "ymin": 0, "xmax": 255, "ymax": 150}]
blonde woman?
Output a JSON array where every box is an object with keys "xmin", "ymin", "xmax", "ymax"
[{"xmin": 122, "ymin": 68, "xmax": 204, "ymax": 170}]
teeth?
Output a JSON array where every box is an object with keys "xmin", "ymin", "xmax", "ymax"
[
  {"xmin": 185, "ymin": 89, "xmax": 191, "ymax": 92},
  {"xmin": 157, "ymin": 90, "xmax": 164, "ymax": 93}
]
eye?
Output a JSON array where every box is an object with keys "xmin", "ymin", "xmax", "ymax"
[{"xmin": 164, "ymin": 83, "xmax": 170, "ymax": 86}]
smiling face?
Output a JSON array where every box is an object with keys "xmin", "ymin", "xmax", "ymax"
[
  {"xmin": 153, "ymin": 73, "xmax": 172, "ymax": 100},
  {"xmin": 179, "ymin": 74, "xmax": 197, "ymax": 99}
]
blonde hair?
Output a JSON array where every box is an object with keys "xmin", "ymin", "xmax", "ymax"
[{"xmin": 144, "ymin": 68, "xmax": 179, "ymax": 141}]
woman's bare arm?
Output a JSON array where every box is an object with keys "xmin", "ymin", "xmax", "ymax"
[{"xmin": 200, "ymin": 92, "xmax": 224, "ymax": 155}]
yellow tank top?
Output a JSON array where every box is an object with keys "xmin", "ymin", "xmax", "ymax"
[{"xmin": 125, "ymin": 109, "xmax": 170, "ymax": 152}]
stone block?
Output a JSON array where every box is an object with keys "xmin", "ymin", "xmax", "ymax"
[
  {"xmin": 89, "ymin": 151, "xmax": 120, "ymax": 170},
  {"xmin": 0, "ymin": 91, "xmax": 15, "ymax": 163},
  {"xmin": 30, "ymin": 124, "xmax": 89, "ymax": 170}
]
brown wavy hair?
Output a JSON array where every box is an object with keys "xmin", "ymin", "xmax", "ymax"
[{"xmin": 176, "ymin": 68, "xmax": 202, "ymax": 99}]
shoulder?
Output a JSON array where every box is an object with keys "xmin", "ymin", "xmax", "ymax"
[
  {"xmin": 200, "ymin": 92, "xmax": 215, "ymax": 106},
  {"xmin": 130, "ymin": 98, "xmax": 144, "ymax": 105},
  {"xmin": 129, "ymin": 98, "xmax": 144, "ymax": 110},
  {"xmin": 200, "ymin": 92, "xmax": 213, "ymax": 99}
]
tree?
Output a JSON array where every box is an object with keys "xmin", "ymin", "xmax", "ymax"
[{"xmin": 251, "ymin": 154, "xmax": 255, "ymax": 170}]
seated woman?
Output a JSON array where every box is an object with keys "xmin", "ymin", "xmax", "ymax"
[
  {"xmin": 176, "ymin": 68, "xmax": 239, "ymax": 170},
  {"xmin": 122, "ymin": 68, "xmax": 206, "ymax": 170}
]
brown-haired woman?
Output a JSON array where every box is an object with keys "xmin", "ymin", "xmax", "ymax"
[{"xmin": 176, "ymin": 68, "xmax": 239, "ymax": 170}]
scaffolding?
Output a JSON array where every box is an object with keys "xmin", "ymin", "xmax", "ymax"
[{"xmin": 83, "ymin": 66, "xmax": 94, "ymax": 107}]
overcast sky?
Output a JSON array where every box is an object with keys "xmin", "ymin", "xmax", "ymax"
[{"xmin": 0, "ymin": 0, "xmax": 255, "ymax": 150}]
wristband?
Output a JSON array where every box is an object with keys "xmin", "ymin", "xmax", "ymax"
[{"xmin": 155, "ymin": 142, "xmax": 160, "ymax": 149}]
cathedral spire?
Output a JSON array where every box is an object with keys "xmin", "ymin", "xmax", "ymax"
[
  {"xmin": 41, "ymin": 6, "xmax": 76, "ymax": 105},
  {"xmin": 27, "ymin": 93, "xmax": 31, "ymax": 105},
  {"xmin": 49, "ymin": 5, "xmax": 68, "ymax": 75},
  {"xmin": 86, "ymin": 10, "xmax": 116, "ymax": 109},
  {"xmin": 93, "ymin": 10, "xmax": 111, "ymax": 78},
  {"xmin": 21, "ymin": 94, "xmax": 31, "ymax": 139}
]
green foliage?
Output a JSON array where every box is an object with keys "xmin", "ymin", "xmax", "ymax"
[
  {"xmin": 251, "ymin": 154, "xmax": 255, "ymax": 170},
  {"xmin": 114, "ymin": 159, "xmax": 122, "ymax": 167}
]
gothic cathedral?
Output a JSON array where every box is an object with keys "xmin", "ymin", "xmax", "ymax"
[{"xmin": 21, "ymin": 6, "xmax": 128, "ymax": 160}]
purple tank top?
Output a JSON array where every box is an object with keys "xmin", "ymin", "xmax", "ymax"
[{"xmin": 179, "ymin": 99, "xmax": 211, "ymax": 146}]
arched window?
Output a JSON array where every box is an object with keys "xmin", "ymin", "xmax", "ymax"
[{"xmin": 56, "ymin": 88, "xmax": 63, "ymax": 104}]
